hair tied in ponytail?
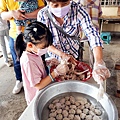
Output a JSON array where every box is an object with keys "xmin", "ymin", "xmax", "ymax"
[{"xmin": 33, "ymin": 28, "xmax": 37, "ymax": 32}]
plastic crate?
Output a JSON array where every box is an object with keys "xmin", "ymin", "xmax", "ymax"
[{"xmin": 100, "ymin": 32, "xmax": 111, "ymax": 44}]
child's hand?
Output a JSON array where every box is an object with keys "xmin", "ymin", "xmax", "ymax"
[{"xmin": 45, "ymin": 57, "xmax": 59, "ymax": 66}]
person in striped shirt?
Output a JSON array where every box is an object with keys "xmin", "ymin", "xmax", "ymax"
[
  {"xmin": 37, "ymin": 0, "xmax": 110, "ymax": 82},
  {"xmin": 76, "ymin": 0, "xmax": 102, "ymax": 31}
]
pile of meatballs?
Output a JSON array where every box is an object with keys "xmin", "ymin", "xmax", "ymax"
[
  {"xmin": 47, "ymin": 96, "xmax": 102, "ymax": 120},
  {"xmin": 54, "ymin": 62, "xmax": 91, "ymax": 81}
]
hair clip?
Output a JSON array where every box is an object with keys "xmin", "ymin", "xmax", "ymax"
[{"xmin": 33, "ymin": 28, "xmax": 37, "ymax": 32}]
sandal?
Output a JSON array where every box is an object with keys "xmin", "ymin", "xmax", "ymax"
[
  {"xmin": 115, "ymin": 64, "xmax": 120, "ymax": 70},
  {"xmin": 115, "ymin": 90, "xmax": 120, "ymax": 98}
]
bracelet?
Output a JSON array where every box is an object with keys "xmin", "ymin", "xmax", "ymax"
[{"xmin": 49, "ymin": 73, "xmax": 54, "ymax": 82}]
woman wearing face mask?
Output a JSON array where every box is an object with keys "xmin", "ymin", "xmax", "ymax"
[
  {"xmin": 37, "ymin": 0, "xmax": 110, "ymax": 85},
  {"xmin": 15, "ymin": 21, "xmax": 69, "ymax": 105}
]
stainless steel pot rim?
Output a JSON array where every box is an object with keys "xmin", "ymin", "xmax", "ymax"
[{"xmin": 33, "ymin": 80, "xmax": 118, "ymax": 120}]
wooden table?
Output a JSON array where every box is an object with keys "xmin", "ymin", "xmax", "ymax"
[{"xmin": 99, "ymin": 15, "xmax": 120, "ymax": 32}]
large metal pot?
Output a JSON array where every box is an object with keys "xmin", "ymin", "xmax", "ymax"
[{"xmin": 33, "ymin": 80, "xmax": 118, "ymax": 120}]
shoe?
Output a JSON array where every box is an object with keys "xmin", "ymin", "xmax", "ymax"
[
  {"xmin": 5, "ymin": 62, "xmax": 13, "ymax": 67},
  {"xmin": 0, "ymin": 54, "xmax": 3, "ymax": 58},
  {"xmin": 8, "ymin": 57, "xmax": 12, "ymax": 61},
  {"xmin": 115, "ymin": 90, "xmax": 120, "ymax": 98},
  {"xmin": 115, "ymin": 64, "xmax": 120, "ymax": 70},
  {"xmin": 12, "ymin": 81, "xmax": 23, "ymax": 94}
]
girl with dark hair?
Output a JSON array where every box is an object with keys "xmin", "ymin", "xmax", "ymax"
[{"xmin": 15, "ymin": 21, "xmax": 69, "ymax": 105}]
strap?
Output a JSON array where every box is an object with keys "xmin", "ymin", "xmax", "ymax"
[
  {"xmin": 46, "ymin": 9, "xmax": 84, "ymax": 50},
  {"xmin": 49, "ymin": 73, "xmax": 54, "ymax": 82},
  {"xmin": 48, "ymin": 66, "xmax": 54, "ymax": 82}
]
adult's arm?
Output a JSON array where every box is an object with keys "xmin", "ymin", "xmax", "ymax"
[
  {"xmin": 48, "ymin": 45, "xmax": 63, "ymax": 57},
  {"xmin": 48, "ymin": 45, "xmax": 77, "ymax": 63},
  {"xmin": 25, "ymin": 6, "xmax": 44, "ymax": 19},
  {"xmin": 92, "ymin": 46, "xmax": 103, "ymax": 63},
  {"xmin": 1, "ymin": 10, "xmax": 27, "ymax": 20}
]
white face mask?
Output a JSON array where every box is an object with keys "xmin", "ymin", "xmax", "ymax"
[
  {"xmin": 37, "ymin": 48, "xmax": 48, "ymax": 56},
  {"xmin": 32, "ymin": 47, "xmax": 48, "ymax": 56},
  {"xmin": 49, "ymin": 4, "xmax": 70, "ymax": 18}
]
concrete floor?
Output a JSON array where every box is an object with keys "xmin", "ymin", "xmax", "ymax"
[{"xmin": 0, "ymin": 35, "xmax": 120, "ymax": 120}]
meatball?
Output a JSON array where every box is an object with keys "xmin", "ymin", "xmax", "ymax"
[
  {"xmin": 94, "ymin": 109, "xmax": 102, "ymax": 116},
  {"xmin": 93, "ymin": 116, "xmax": 101, "ymax": 120},
  {"xmin": 61, "ymin": 104, "xmax": 65, "ymax": 109},
  {"xmin": 48, "ymin": 117, "xmax": 56, "ymax": 120},
  {"xmin": 68, "ymin": 114, "xmax": 74, "ymax": 119},
  {"xmin": 49, "ymin": 104, "xmax": 54, "ymax": 109},
  {"xmin": 62, "ymin": 110, "xmax": 69, "ymax": 117},
  {"xmin": 69, "ymin": 109, "xmax": 76, "ymax": 114},
  {"xmin": 83, "ymin": 108, "xmax": 89, "ymax": 114},
  {"xmin": 55, "ymin": 103, "xmax": 62, "ymax": 109},
  {"xmin": 49, "ymin": 112, "xmax": 57, "ymax": 118},
  {"xmin": 70, "ymin": 96, "xmax": 75, "ymax": 104},
  {"xmin": 52, "ymin": 99, "xmax": 59, "ymax": 104},
  {"xmin": 85, "ymin": 103, "xmax": 90, "ymax": 109},
  {"xmin": 63, "ymin": 118, "xmax": 69, "ymax": 120},
  {"xmin": 78, "ymin": 105, "xmax": 85, "ymax": 110},
  {"xmin": 75, "ymin": 101, "xmax": 80, "ymax": 106},
  {"xmin": 89, "ymin": 105, "xmax": 95, "ymax": 111},
  {"xmin": 86, "ymin": 115, "xmax": 92, "ymax": 120},
  {"xmin": 60, "ymin": 98, "xmax": 66, "ymax": 104},
  {"xmin": 89, "ymin": 110, "xmax": 95, "ymax": 116},
  {"xmin": 51, "ymin": 109, "xmax": 56, "ymax": 112},
  {"xmin": 74, "ymin": 115, "xmax": 81, "ymax": 120},
  {"xmin": 65, "ymin": 101, "xmax": 71, "ymax": 106},
  {"xmin": 56, "ymin": 114, "xmax": 63, "ymax": 120},
  {"xmin": 65, "ymin": 96, "xmax": 70, "ymax": 101},
  {"xmin": 80, "ymin": 113, "xmax": 86, "ymax": 119},
  {"xmin": 64, "ymin": 106, "xmax": 69, "ymax": 111},
  {"xmin": 76, "ymin": 97, "xmax": 87, "ymax": 104},
  {"xmin": 78, "ymin": 100, "xmax": 85, "ymax": 105},
  {"xmin": 76, "ymin": 109, "xmax": 82, "ymax": 115},
  {"xmin": 70, "ymin": 105, "xmax": 77, "ymax": 109},
  {"xmin": 56, "ymin": 109, "xmax": 62, "ymax": 114}
]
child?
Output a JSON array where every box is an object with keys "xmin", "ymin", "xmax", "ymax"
[
  {"xmin": 15, "ymin": 21, "xmax": 69, "ymax": 105},
  {"xmin": 15, "ymin": 0, "xmax": 39, "ymax": 34}
]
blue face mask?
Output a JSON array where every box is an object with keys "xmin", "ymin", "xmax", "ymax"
[{"xmin": 49, "ymin": 4, "xmax": 70, "ymax": 18}]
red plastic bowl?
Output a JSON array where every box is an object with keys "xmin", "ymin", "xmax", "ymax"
[{"xmin": 50, "ymin": 61, "xmax": 92, "ymax": 82}]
